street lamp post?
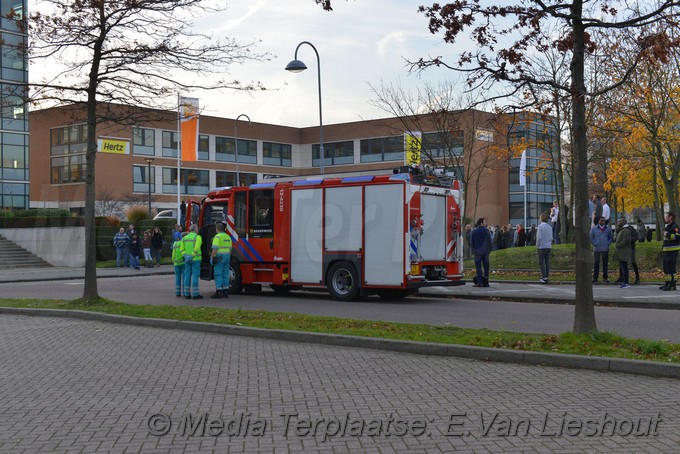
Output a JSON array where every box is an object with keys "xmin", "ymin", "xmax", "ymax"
[
  {"xmin": 144, "ymin": 158, "xmax": 154, "ymax": 217},
  {"xmin": 285, "ymin": 41, "xmax": 324, "ymax": 175},
  {"xmin": 234, "ymin": 114, "xmax": 251, "ymax": 186}
]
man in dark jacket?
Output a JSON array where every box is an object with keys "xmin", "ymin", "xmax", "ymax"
[
  {"xmin": 660, "ymin": 212, "xmax": 680, "ymax": 291},
  {"xmin": 470, "ymin": 218, "xmax": 492, "ymax": 287},
  {"xmin": 615, "ymin": 218, "xmax": 632, "ymax": 288}
]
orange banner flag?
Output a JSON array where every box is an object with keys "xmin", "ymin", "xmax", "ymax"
[{"xmin": 180, "ymin": 97, "xmax": 199, "ymax": 162}]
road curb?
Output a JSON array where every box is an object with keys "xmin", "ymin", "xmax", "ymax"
[
  {"xmin": 417, "ymin": 291, "xmax": 680, "ymax": 310},
  {"xmin": 1, "ymin": 306, "xmax": 678, "ymax": 379}
]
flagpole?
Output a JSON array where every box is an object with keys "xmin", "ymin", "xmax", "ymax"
[{"xmin": 177, "ymin": 94, "xmax": 181, "ymax": 225}]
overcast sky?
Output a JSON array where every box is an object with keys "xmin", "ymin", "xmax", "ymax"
[
  {"xmin": 28, "ymin": 0, "xmax": 465, "ymax": 127},
  {"xmin": 190, "ymin": 0, "xmax": 463, "ymax": 127}
]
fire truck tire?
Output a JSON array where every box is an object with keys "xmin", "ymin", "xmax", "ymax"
[
  {"xmin": 229, "ymin": 260, "xmax": 243, "ymax": 295},
  {"xmin": 327, "ymin": 261, "xmax": 360, "ymax": 301}
]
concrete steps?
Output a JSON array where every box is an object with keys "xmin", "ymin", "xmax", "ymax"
[{"xmin": 0, "ymin": 235, "xmax": 52, "ymax": 269}]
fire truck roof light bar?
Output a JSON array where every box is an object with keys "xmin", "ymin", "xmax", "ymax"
[
  {"xmin": 389, "ymin": 174, "xmax": 411, "ymax": 183},
  {"xmin": 341, "ymin": 176, "xmax": 374, "ymax": 183},
  {"xmin": 250, "ymin": 183, "xmax": 277, "ymax": 189},
  {"xmin": 293, "ymin": 179, "xmax": 324, "ymax": 186}
]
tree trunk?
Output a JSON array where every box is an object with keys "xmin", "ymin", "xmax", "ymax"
[{"xmin": 570, "ymin": 0, "xmax": 597, "ymax": 334}]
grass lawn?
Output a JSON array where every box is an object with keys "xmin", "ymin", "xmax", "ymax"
[{"xmin": 1, "ymin": 297, "xmax": 678, "ymax": 364}]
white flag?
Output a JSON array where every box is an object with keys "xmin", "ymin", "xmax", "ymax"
[{"xmin": 519, "ymin": 150, "xmax": 527, "ymax": 187}]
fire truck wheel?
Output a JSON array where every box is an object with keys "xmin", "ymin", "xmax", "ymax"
[
  {"xmin": 327, "ymin": 262, "xmax": 360, "ymax": 301},
  {"xmin": 229, "ymin": 260, "xmax": 243, "ymax": 295}
]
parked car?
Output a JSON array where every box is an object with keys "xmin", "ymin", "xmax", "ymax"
[{"xmin": 153, "ymin": 209, "xmax": 177, "ymax": 221}]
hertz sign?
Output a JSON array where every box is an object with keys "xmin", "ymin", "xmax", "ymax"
[{"xmin": 98, "ymin": 138, "xmax": 130, "ymax": 155}]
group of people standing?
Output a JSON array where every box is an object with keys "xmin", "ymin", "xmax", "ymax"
[
  {"xmin": 466, "ymin": 197, "xmax": 680, "ymax": 292},
  {"xmin": 113, "ymin": 224, "xmax": 164, "ymax": 270},
  {"xmin": 171, "ymin": 222, "xmax": 233, "ymax": 300}
]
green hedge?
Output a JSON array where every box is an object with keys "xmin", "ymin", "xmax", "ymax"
[
  {"xmin": 0, "ymin": 217, "xmax": 85, "ymax": 228},
  {"xmin": 0, "ymin": 209, "xmax": 73, "ymax": 218}
]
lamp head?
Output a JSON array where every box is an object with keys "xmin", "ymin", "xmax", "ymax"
[{"xmin": 285, "ymin": 59, "xmax": 308, "ymax": 73}]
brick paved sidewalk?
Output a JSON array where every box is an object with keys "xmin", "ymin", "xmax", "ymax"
[{"xmin": 1, "ymin": 314, "xmax": 678, "ymax": 453}]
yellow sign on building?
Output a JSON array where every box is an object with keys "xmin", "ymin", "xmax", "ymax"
[
  {"xmin": 98, "ymin": 138, "xmax": 130, "ymax": 155},
  {"xmin": 404, "ymin": 132, "xmax": 422, "ymax": 165}
]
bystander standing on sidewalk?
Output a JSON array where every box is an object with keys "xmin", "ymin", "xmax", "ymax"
[
  {"xmin": 151, "ymin": 227, "xmax": 164, "ymax": 267},
  {"xmin": 628, "ymin": 222, "xmax": 641, "ymax": 285},
  {"xmin": 464, "ymin": 224, "xmax": 472, "ymax": 260},
  {"xmin": 636, "ymin": 218, "xmax": 647, "ymax": 243},
  {"xmin": 536, "ymin": 213, "xmax": 552, "ymax": 284},
  {"xmin": 660, "ymin": 212, "xmax": 680, "ymax": 291},
  {"xmin": 602, "ymin": 197, "xmax": 611, "ymax": 225},
  {"xmin": 141, "ymin": 229, "xmax": 153, "ymax": 268},
  {"xmin": 470, "ymin": 218, "xmax": 492, "ymax": 287},
  {"xmin": 590, "ymin": 216, "xmax": 612, "ymax": 283},
  {"xmin": 592, "ymin": 195, "xmax": 603, "ymax": 226},
  {"xmin": 125, "ymin": 224, "xmax": 137, "ymax": 267},
  {"xmin": 113, "ymin": 228, "xmax": 129, "ymax": 268},
  {"xmin": 550, "ymin": 200, "xmax": 560, "ymax": 244},
  {"xmin": 129, "ymin": 233, "xmax": 141, "ymax": 270},
  {"xmin": 172, "ymin": 224, "xmax": 183, "ymax": 242},
  {"xmin": 615, "ymin": 217, "xmax": 632, "ymax": 288}
]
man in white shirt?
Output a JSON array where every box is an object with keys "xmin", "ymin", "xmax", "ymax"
[
  {"xmin": 602, "ymin": 197, "xmax": 611, "ymax": 225},
  {"xmin": 550, "ymin": 200, "xmax": 560, "ymax": 244}
]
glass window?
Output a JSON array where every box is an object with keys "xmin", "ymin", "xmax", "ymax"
[
  {"xmin": 215, "ymin": 136, "xmax": 235, "ymax": 162},
  {"xmin": 132, "ymin": 164, "xmax": 155, "ymax": 193},
  {"xmin": 248, "ymin": 189, "xmax": 273, "ymax": 238},
  {"xmin": 50, "ymin": 154, "xmax": 86, "ymax": 184},
  {"xmin": 198, "ymin": 134, "xmax": 209, "ymax": 161},
  {"xmin": 312, "ymin": 140, "xmax": 353, "ymax": 167},
  {"xmin": 236, "ymin": 139, "xmax": 257, "ymax": 164},
  {"xmin": 162, "ymin": 130, "xmax": 178, "ymax": 158},
  {"xmin": 1, "ymin": 0, "xmax": 24, "ymax": 32},
  {"xmin": 422, "ymin": 131, "xmax": 463, "ymax": 158},
  {"xmin": 215, "ymin": 171, "xmax": 257, "ymax": 187},
  {"xmin": 234, "ymin": 191, "xmax": 247, "ymax": 237},
  {"xmin": 0, "ymin": 182, "xmax": 27, "ymax": 208},
  {"xmin": 1, "ymin": 142, "xmax": 27, "ymax": 180},
  {"xmin": 162, "ymin": 167, "xmax": 209, "ymax": 195},
  {"xmin": 132, "ymin": 127, "xmax": 155, "ymax": 156},
  {"xmin": 263, "ymin": 142, "xmax": 292, "ymax": 167},
  {"xmin": 360, "ymin": 136, "xmax": 402, "ymax": 163}
]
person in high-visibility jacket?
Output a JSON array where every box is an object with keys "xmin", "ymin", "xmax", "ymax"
[
  {"xmin": 171, "ymin": 233, "xmax": 186, "ymax": 297},
  {"xmin": 180, "ymin": 224, "xmax": 203, "ymax": 299},
  {"xmin": 210, "ymin": 221, "xmax": 233, "ymax": 298}
]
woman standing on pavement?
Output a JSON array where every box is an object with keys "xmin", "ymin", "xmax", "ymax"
[
  {"xmin": 141, "ymin": 229, "xmax": 153, "ymax": 268},
  {"xmin": 151, "ymin": 227, "xmax": 164, "ymax": 267}
]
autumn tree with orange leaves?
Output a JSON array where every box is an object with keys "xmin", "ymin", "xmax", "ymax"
[{"xmin": 315, "ymin": 0, "xmax": 680, "ymax": 335}]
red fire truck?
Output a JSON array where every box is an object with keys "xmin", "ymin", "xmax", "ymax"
[{"xmin": 185, "ymin": 167, "xmax": 465, "ymax": 301}]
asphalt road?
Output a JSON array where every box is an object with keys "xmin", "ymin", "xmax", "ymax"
[{"xmin": 3, "ymin": 274, "xmax": 680, "ymax": 343}]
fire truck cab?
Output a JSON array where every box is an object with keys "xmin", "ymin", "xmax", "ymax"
[{"xmin": 186, "ymin": 167, "xmax": 465, "ymax": 301}]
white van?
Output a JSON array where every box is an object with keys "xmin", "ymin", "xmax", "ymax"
[{"xmin": 153, "ymin": 209, "xmax": 177, "ymax": 221}]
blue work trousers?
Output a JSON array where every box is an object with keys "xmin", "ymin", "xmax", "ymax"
[
  {"xmin": 213, "ymin": 254, "xmax": 231, "ymax": 292},
  {"xmin": 174, "ymin": 264, "xmax": 185, "ymax": 296},
  {"xmin": 183, "ymin": 260, "xmax": 201, "ymax": 297}
]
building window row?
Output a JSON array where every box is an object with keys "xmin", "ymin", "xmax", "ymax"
[
  {"xmin": 130, "ymin": 128, "xmax": 468, "ymax": 167},
  {"xmin": 1, "ymin": 83, "xmax": 27, "ymax": 132},
  {"xmin": 1, "ymin": 132, "xmax": 28, "ymax": 181}
]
